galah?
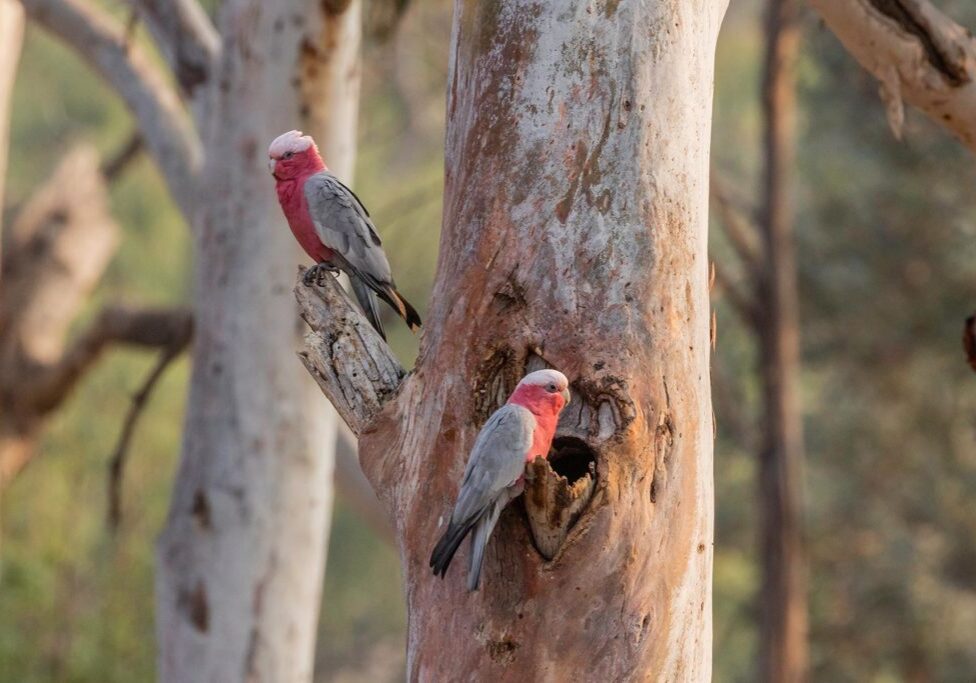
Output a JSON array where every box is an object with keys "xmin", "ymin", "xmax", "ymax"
[
  {"xmin": 430, "ymin": 369, "xmax": 571, "ymax": 591},
  {"xmin": 268, "ymin": 130, "xmax": 421, "ymax": 340}
]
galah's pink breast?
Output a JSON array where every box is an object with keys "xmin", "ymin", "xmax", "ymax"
[{"xmin": 277, "ymin": 177, "xmax": 335, "ymax": 263}]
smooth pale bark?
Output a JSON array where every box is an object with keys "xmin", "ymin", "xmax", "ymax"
[
  {"xmin": 154, "ymin": 2, "xmax": 361, "ymax": 681},
  {"xmin": 299, "ymin": 0, "xmax": 727, "ymax": 678},
  {"xmin": 758, "ymin": 0, "xmax": 808, "ymax": 680},
  {"xmin": 811, "ymin": 0, "xmax": 976, "ymax": 153},
  {"xmin": 0, "ymin": 0, "xmax": 23, "ymax": 244}
]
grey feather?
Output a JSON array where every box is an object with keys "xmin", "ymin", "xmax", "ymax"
[
  {"xmin": 451, "ymin": 404, "xmax": 533, "ymax": 527},
  {"xmin": 349, "ymin": 274, "xmax": 386, "ymax": 341},
  {"xmin": 467, "ymin": 489, "xmax": 518, "ymax": 591},
  {"xmin": 429, "ymin": 404, "xmax": 534, "ymax": 587},
  {"xmin": 303, "ymin": 172, "xmax": 393, "ymax": 287}
]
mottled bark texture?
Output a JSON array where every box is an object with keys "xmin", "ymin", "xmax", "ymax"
[
  {"xmin": 154, "ymin": 2, "xmax": 361, "ymax": 681},
  {"xmin": 758, "ymin": 0, "xmax": 807, "ymax": 680},
  {"xmin": 811, "ymin": 0, "xmax": 976, "ymax": 153},
  {"xmin": 298, "ymin": 0, "xmax": 727, "ymax": 678}
]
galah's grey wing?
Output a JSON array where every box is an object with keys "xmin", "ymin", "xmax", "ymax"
[
  {"xmin": 303, "ymin": 171, "xmax": 422, "ymax": 334},
  {"xmin": 430, "ymin": 403, "xmax": 534, "ymax": 585},
  {"xmin": 451, "ymin": 404, "xmax": 533, "ymax": 523},
  {"xmin": 303, "ymin": 171, "xmax": 394, "ymax": 288}
]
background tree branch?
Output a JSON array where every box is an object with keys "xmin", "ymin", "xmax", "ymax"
[
  {"xmin": 127, "ymin": 0, "xmax": 219, "ymax": 98},
  {"xmin": 0, "ymin": 144, "xmax": 192, "ymax": 486},
  {"xmin": 811, "ymin": 0, "xmax": 976, "ymax": 152},
  {"xmin": 20, "ymin": 0, "xmax": 203, "ymax": 218}
]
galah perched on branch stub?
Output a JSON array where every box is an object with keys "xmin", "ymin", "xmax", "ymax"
[
  {"xmin": 430, "ymin": 369, "xmax": 571, "ymax": 591},
  {"xmin": 269, "ymin": 130, "xmax": 421, "ymax": 340}
]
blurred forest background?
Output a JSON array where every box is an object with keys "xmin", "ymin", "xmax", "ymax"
[{"xmin": 1, "ymin": 0, "xmax": 975, "ymax": 681}]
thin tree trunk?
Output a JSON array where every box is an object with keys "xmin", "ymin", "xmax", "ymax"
[
  {"xmin": 298, "ymin": 0, "xmax": 363, "ymax": 582},
  {"xmin": 298, "ymin": 0, "xmax": 728, "ymax": 678},
  {"xmin": 154, "ymin": 2, "xmax": 360, "ymax": 681},
  {"xmin": 758, "ymin": 0, "xmax": 807, "ymax": 680},
  {"xmin": 0, "ymin": 0, "xmax": 24, "ymax": 253},
  {"xmin": 0, "ymin": 0, "xmax": 25, "ymax": 566}
]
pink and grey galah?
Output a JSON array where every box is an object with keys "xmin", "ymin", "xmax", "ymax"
[
  {"xmin": 269, "ymin": 130, "xmax": 421, "ymax": 340},
  {"xmin": 430, "ymin": 369, "xmax": 571, "ymax": 591}
]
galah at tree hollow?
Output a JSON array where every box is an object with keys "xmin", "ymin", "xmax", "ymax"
[
  {"xmin": 268, "ymin": 130, "xmax": 421, "ymax": 340},
  {"xmin": 430, "ymin": 369, "xmax": 571, "ymax": 591}
]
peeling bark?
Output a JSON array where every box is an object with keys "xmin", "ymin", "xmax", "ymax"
[
  {"xmin": 299, "ymin": 0, "xmax": 727, "ymax": 677},
  {"xmin": 811, "ymin": 0, "xmax": 976, "ymax": 152}
]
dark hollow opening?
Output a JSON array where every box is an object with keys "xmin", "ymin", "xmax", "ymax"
[{"xmin": 548, "ymin": 436, "xmax": 597, "ymax": 484}]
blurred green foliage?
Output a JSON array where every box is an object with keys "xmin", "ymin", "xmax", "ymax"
[{"xmin": 2, "ymin": 0, "xmax": 976, "ymax": 681}]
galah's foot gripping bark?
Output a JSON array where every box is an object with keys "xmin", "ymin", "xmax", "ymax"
[{"xmin": 303, "ymin": 262, "xmax": 341, "ymax": 287}]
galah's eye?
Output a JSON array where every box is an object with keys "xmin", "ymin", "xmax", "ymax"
[
  {"xmin": 546, "ymin": 383, "xmax": 557, "ymax": 392},
  {"xmin": 283, "ymin": 151, "xmax": 294, "ymax": 159}
]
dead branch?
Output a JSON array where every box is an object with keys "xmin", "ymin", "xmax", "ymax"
[
  {"xmin": 810, "ymin": 0, "xmax": 976, "ymax": 153},
  {"xmin": 27, "ymin": 306, "xmax": 193, "ymax": 414},
  {"xmin": 1, "ymin": 306, "xmax": 192, "ymax": 486},
  {"xmin": 127, "ymin": 0, "xmax": 219, "ymax": 97},
  {"xmin": 21, "ymin": 0, "xmax": 202, "ymax": 218},
  {"xmin": 107, "ymin": 340, "xmax": 187, "ymax": 530},
  {"xmin": 101, "ymin": 132, "xmax": 143, "ymax": 182},
  {"xmin": 295, "ymin": 269, "xmax": 406, "ymax": 437}
]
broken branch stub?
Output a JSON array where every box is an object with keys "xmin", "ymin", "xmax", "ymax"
[
  {"xmin": 295, "ymin": 268, "xmax": 406, "ymax": 436},
  {"xmin": 524, "ymin": 449, "xmax": 596, "ymax": 560}
]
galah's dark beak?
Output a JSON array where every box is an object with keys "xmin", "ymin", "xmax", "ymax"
[{"xmin": 561, "ymin": 388, "xmax": 571, "ymax": 404}]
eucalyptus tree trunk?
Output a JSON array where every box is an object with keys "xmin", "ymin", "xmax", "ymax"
[
  {"xmin": 297, "ymin": 0, "xmax": 728, "ymax": 678},
  {"xmin": 154, "ymin": 2, "xmax": 360, "ymax": 681}
]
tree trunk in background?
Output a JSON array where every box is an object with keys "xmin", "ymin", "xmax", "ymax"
[
  {"xmin": 0, "ymin": 0, "xmax": 24, "ymax": 566},
  {"xmin": 299, "ymin": 0, "xmax": 727, "ymax": 678},
  {"xmin": 155, "ymin": 2, "xmax": 360, "ymax": 681},
  {"xmin": 0, "ymin": 0, "xmax": 24, "ymax": 246},
  {"xmin": 297, "ymin": 0, "xmax": 363, "ymax": 580},
  {"xmin": 758, "ymin": 0, "xmax": 807, "ymax": 680}
]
